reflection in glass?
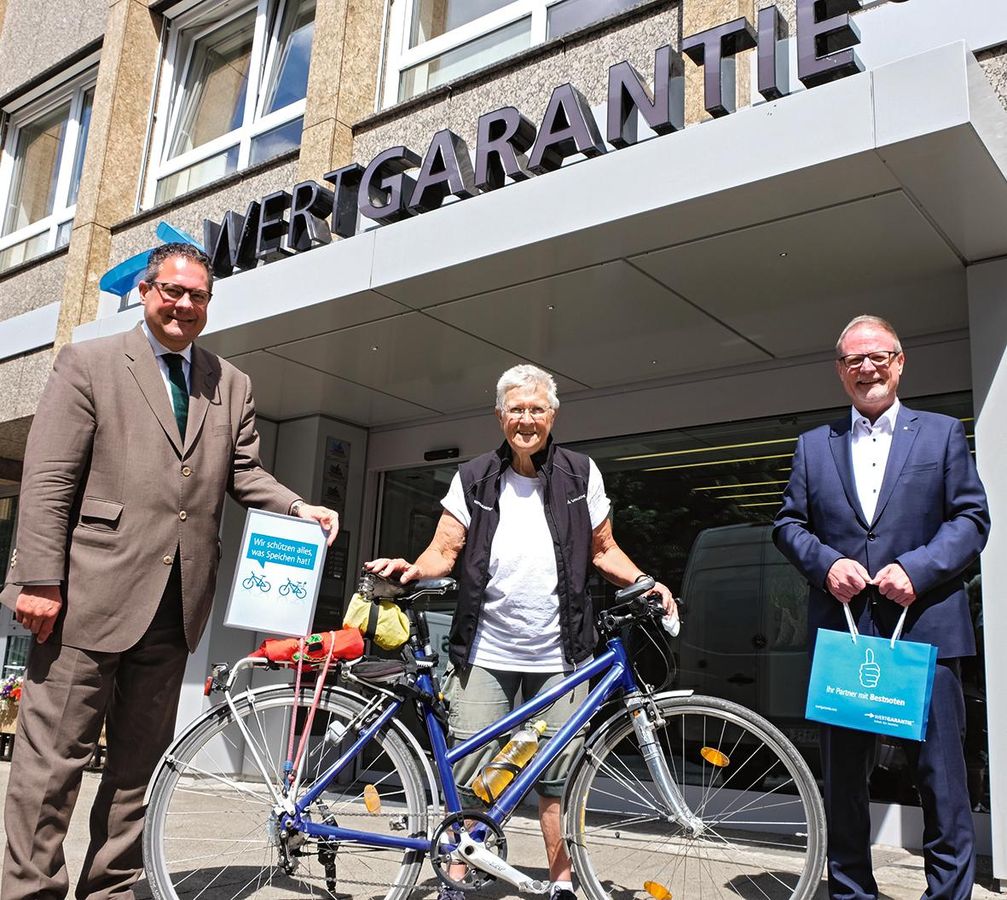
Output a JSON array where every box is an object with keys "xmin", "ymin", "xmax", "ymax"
[
  {"xmin": 0, "ymin": 232, "xmax": 53, "ymax": 271},
  {"xmin": 262, "ymin": 0, "xmax": 315, "ymax": 113},
  {"xmin": 249, "ymin": 116, "xmax": 303, "ymax": 166},
  {"xmin": 55, "ymin": 219, "xmax": 73, "ymax": 248},
  {"xmin": 547, "ymin": 0, "xmax": 644, "ymax": 39},
  {"xmin": 168, "ymin": 10, "xmax": 255, "ymax": 159},
  {"xmin": 3, "ymin": 101, "xmax": 71, "ymax": 236},
  {"xmin": 155, "ymin": 145, "xmax": 239, "ymax": 204},
  {"xmin": 399, "ymin": 17, "xmax": 530, "ymax": 100},
  {"xmin": 409, "ymin": 0, "xmax": 513, "ymax": 47},
  {"xmin": 66, "ymin": 88, "xmax": 95, "ymax": 207}
]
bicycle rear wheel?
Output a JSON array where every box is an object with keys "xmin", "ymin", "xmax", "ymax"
[
  {"xmin": 566, "ymin": 694, "xmax": 825, "ymax": 900},
  {"xmin": 143, "ymin": 685, "xmax": 429, "ymax": 900}
]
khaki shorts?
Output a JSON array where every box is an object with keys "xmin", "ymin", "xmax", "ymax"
[{"xmin": 447, "ymin": 664, "xmax": 588, "ymax": 801}]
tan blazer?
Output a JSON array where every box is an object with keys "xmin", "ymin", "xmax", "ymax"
[{"xmin": 1, "ymin": 324, "xmax": 298, "ymax": 652}]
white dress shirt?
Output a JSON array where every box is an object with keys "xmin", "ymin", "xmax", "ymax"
[
  {"xmin": 850, "ymin": 398, "xmax": 900, "ymax": 523},
  {"xmin": 141, "ymin": 320, "xmax": 192, "ymax": 404}
]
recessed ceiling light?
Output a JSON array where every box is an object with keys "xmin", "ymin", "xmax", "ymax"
[
  {"xmin": 547, "ymin": 304, "xmax": 556, "ymax": 311},
  {"xmin": 778, "ymin": 251, "xmax": 788, "ymax": 258},
  {"xmin": 370, "ymin": 345, "xmax": 379, "ymax": 351}
]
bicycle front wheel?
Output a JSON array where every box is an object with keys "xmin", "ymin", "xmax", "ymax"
[
  {"xmin": 566, "ymin": 694, "xmax": 825, "ymax": 900},
  {"xmin": 143, "ymin": 685, "xmax": 429, "ymax": 900}
]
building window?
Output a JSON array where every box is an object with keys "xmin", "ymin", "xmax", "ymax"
[
  {"xmin": 147, "ymin": 0, "xmax": 316, "ymax": 207},
  {"xmin": 0, "ymin": 76, "xmax": 95, "ymax": 272},
  {"xmin": 382, "ymin": 0, "xmax": 645, "ymax": 104}
]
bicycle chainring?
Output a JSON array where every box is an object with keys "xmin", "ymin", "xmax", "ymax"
[{"xmin": 429, "ymin": 810, "xmax": 507, "ymax": 891}]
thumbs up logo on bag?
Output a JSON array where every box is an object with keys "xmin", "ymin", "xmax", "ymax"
[{"xmin": 859, "ymin": 648, "xmax": 881, "ymax": 688}]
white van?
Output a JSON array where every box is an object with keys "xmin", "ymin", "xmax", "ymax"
[{"xmin": 677, "ymin": 523, "xmax": 817, "ymax": 750}]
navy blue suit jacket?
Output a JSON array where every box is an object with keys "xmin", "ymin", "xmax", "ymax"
[{"xmin": 773, "ymin": 404, "xmax": 989, "ymax": 658}]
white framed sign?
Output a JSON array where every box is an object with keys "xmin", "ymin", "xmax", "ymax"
[{"xmin": 224, "ymin": 508, "xmax": 328, "ymax": 636}]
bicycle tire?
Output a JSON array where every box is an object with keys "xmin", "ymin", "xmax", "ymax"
[
  {"xmin": 565, "ymin": 694, "xmax": 826, "ymax": 900},
  {"xmin": 279, "ymin": 584, "xmax": 290, "ymax": 596},
  {"xmin": 143, "ymin": 685, "xmax": 429, "ymax": 900},
  {"xmin": 241, "ymin": 577, "xmax": 255, "ymax": 590}
]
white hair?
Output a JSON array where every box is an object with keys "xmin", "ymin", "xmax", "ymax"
[
  {"xmin": 495, "ymin": 365, "xmax": 560, "ymax": 413},
  {"xmin": 835, "ymin": 315, "xmax": 902, "ymax": 356}
]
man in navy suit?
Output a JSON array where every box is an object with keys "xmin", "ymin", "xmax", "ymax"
[{"xmin": 774, "ymin": 315, "xmax": 989, "ymax": 900}]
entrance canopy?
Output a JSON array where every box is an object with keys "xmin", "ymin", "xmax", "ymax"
[{"xmin": 78, "ymin": 42, "xmax": 1007, "ymax": 428}]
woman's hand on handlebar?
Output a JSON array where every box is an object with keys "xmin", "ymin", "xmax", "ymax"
[
  {"xmin": 364, "ymin": 558, "xmax": 420, "ymax": 583},
  {"xmin": 651, "ymin": 581, "xmax": 680, "ymax": 627}
]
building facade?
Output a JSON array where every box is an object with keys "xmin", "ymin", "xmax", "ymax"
[{"xmin": 0, "ymin": 0, "xmax": 1005, "ymax": 879}]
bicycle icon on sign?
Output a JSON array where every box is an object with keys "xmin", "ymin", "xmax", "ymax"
[
  {"xmin": 278, "ymin": 577, "xmax": 307, "ymax": 599},
  {"xmin": 241, "ymin": 572, "xmax": 271, "ymax": 592}
]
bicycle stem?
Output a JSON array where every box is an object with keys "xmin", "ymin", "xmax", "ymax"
[{"xmin": 625, "ymin": 696, "xmax": 706, "ymax": 836}]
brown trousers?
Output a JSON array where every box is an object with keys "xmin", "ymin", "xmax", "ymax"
[{"xmin": 1, "ymin": 579, "xmax": 187, "ymax": 900}]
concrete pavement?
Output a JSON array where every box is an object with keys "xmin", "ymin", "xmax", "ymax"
[{"xmin": 0, "ymin": 765, "xmax": 998, "ymax": 898}]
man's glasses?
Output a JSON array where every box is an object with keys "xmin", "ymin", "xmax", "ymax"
[
  {"xmin": 837, "ymin": 350, "xmax": 900, "ymax": 369},
  {"xmin": 152, "ymin": 281, "xmax": 212, "ymax": 307},
  {"xmin": 505, "ymin": 406, "xmax": 551, "ymax": 420}
]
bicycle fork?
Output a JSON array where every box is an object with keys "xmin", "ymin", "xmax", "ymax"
[{"xmin": 625, "ymin": 697, "xmax": 705, "ymax": 836}]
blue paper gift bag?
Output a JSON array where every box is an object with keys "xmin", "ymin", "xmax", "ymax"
[{"xmin": 805, "ymin": 605, "xmax": 937, "ymax": 741}]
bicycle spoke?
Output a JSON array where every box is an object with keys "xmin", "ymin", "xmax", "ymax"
[
  {"xmin": 145, "ymin": 688, "xmax": 428, "ymax": 900},
  {"xmin": 568, "ymin": 697, "xmax": 824, "ymax": 900}
]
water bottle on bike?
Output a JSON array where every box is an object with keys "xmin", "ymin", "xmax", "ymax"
[{"xmin": 472, "ymin": 719, "xmax": 547, "ymax": 803}]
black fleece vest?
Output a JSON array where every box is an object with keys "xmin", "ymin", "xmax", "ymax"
[{"xmin": 448, "ymin": 439, "xmax": 596, "ymax": 671}]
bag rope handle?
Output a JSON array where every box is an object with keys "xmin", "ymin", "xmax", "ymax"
[{"xmin": 842, "ymin": 601, "xmax": 908, "ymax": 649}]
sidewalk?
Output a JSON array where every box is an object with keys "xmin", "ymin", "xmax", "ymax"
[{"xmin": 0, "ymin": 766, "xmax": 998, "ymax": 898}]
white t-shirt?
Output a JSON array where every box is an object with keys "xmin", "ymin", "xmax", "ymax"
[{"xmin": 441, "ymin": 459, "xmax": 611, "ymax": 672}]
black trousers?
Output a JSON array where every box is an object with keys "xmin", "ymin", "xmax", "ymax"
[{"xmin": 820, "ymin": 658, "xmax": 974, "ymax": 900}]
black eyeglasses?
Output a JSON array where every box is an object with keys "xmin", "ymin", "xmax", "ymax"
[
  {"xmin": 152, "ymin": 281, "xmax": 212, "ymax": 307},
  {"xmin": 837, "ymin": 350, "xmax": 900, "ymax": 369}
]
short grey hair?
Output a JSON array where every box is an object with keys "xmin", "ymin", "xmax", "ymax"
[
  {"xmin": 835, "ymin": 315, "xmax": 902, "ymax": 357},
  {"xmin": 495, "ymin": 365, "xmax": 560, "ymax": 413},
  {"xmin": 144, "ymin": 242, "xmax": 213, "ymax": 288}
]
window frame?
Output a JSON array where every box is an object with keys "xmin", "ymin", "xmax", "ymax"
[
  {"xmin": 144, "ymin": 0, "xmax": 314, "ymax": 209},
  {"xmin": 0, "ymin": 69, "xmax": 97, "ymax": 270},
  {"xmin": 381, "ymin": 0, "xmax": 637, "ymax": 106}
]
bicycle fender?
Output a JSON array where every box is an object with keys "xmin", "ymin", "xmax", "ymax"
[
  {"xmin": 560, "ymin": 689, "xmax": 695, "ymax": 808},
  {"xmin": 143, "ymin": 683, "xmax": 440, "ymax": 811}
]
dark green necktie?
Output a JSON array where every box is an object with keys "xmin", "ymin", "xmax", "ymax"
[{"xmin": 164, "ymin": 353, "xmax": 188, "ymax": 440}]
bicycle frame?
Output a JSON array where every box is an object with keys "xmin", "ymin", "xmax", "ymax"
[{"xmin": 287, "ymin": 636, "xmax": 642, "ymax": 853}]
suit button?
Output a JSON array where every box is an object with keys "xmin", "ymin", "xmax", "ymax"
[
  {"xmin": 179, "ymin": 510, "xmax": 187, "ymax": 521},
  {"xmin": 181, "ymin": 466, "xmax": 192, "ymax": 477},
  {"xmin": 162, "ymin": 555, "xmax": 173, "ymax": 565},
  {"xmin": 867, "ymin": 532, "xmax": 876, "ymax": 541}
]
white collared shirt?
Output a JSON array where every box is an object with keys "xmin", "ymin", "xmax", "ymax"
[
  {"xmin": 850, "ymin": 398, "xmax": 900, "ymax": 523},
  {"xmin": 141, "ymin": 320, "xmax": 192, "ymax": 406}
]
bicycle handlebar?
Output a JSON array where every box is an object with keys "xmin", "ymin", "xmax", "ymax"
[{"xmin": 598, "ymin": 576, "xmax": 686, "ymax": 635}]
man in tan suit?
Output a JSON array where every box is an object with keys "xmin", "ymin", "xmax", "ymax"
[{"xmin": 0, "ymin": 243, "xmax": 339, "ymax": 900}]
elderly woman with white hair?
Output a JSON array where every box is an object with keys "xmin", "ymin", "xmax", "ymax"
[{"xmin": 367, "ymin": 364, "xmax": 676, "ymax": 900}]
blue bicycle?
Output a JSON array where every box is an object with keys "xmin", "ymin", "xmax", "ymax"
[{"xmin": 143, "ymin": 571, "xmax": 825, "ymax": 900}]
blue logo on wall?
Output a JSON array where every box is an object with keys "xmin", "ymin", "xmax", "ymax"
[{"xmin": 98, "ymin": 222, "xmax": 205, "ymax": 296}]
